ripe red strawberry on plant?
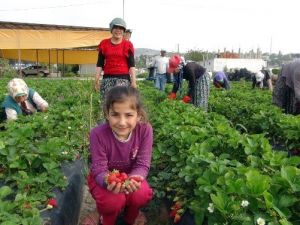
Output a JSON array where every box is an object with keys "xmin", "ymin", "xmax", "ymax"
[
  {"xmin": 173, "ymin": 202, "xmax": 181, "ymax": 210},
  {"xmin": 47, "ymin": 198, "xmax": 58, "ymax": 208},
  {"xmin": 174, "ymin": 214, "xmax": 181, "ymax": 223},
  {"xmin": 169, "ymin": 201, "xmax": 183, "ymax": 223},
  {"xmin": 169, "ymin": 209, "xmax": 177, "ymax": 218}
]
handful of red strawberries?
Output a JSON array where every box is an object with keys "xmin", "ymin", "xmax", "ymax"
[{"xmin": 105, "ymin": 170, "xmax": 142, "ymax": 186}]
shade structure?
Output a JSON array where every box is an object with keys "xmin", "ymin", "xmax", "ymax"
[
  {"xmin": 0, "ymin": 49, "xmax": 98, "ymax": 64},
  {"xmin": 0, "ymin": 21, "xmax": 111, "ymax": 64}
]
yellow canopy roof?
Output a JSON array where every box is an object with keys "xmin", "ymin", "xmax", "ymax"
[
  {"xmin": 0, "ymin": 21, "xmax": 111, "ymax": 64},
  {"xmin": 0, "ymin": 49, "xmax": 98, "ymax": 64}
]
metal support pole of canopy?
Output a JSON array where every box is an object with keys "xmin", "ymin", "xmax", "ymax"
[
  {"xmin": 56, "ymin": 49, "xmax": 59, "ymax": 77},
  {"xmin": 48, "ymin": 49, "xmax": 51, "ymax": 75},
  {"xmin": 18, "ymin": 49, "xmax": 21, "ymax": 77},
  {"xmin": 36, "ymin": 49, "xmax": 39, "ymax": 65},
  {"xmin": 62, "ymin": 49, "xmax": 65, "ymax": 77},
  {"xmin": 17, "ymin": 31, "xmax": 22, "ymax": 77}
]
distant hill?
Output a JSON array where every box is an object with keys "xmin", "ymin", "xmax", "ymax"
[{"xmin": 135, "ymin": 48, "xmax": 160, "ymax": 57}]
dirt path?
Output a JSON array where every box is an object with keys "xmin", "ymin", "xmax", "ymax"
[
  {"xmin": 78, "ymin": 185, "xmax": 169, "ymax": 225},
  {"xmin": 78, "ymin": 185, "xmax": 98, "ymax": 225}
]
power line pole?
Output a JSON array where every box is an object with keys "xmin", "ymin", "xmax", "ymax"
[
  {"xmin": 270, "ymin": 37, "xmax": 272, "ymax": 55},
  {"xmin": 122, "ymin": 0, "xmax": 125, "ymax": 19}
]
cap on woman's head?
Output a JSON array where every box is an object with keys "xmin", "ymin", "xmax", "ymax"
[
  {"xmin": 109, "ymin": 17, "xmax": 127, "ymax": 31},
  {"xmin": 168, "ymin": 55, "xmax": 181, "ymax": 74},
  {"xmin": 7, "ymin": 78, "xmax": 29, "ymax": 98}
]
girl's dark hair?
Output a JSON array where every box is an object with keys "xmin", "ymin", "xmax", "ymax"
[{"xmin": 103, "ymin": 86, "xmax": 148, "ymax": 122}]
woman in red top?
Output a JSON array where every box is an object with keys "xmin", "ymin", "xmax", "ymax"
[{"xmin": 94, "ymin": 17, "xmax": 137, "ymax": 100}]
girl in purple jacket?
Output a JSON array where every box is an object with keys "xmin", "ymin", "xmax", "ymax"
[{"xmin": 87, "ymin": 86, "xmax": 153, "ymax": 225}]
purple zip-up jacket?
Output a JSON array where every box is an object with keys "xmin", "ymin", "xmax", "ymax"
[{"xmin": 90, "ymin": 122, "xmax": 153, "ymax": 187}]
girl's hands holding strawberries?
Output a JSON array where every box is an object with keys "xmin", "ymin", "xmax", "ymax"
[
  {"xmin": 125, "ymin": 176, "xmax": 143, "ymax": 194},
  {"xmin": 105, "ymin": 170, "xmax": 143, "ymax": 194}
]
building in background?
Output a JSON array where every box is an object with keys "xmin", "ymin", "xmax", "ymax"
[{"xmin": 201, "ymin": 58, "xmax": 267, "ymax": 73}]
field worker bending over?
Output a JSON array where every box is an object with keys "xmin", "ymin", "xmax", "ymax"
[
  {"xmin": 273, "ymin": 60, "xmax": 300, "ymax": 115},
  {"xmin": 87, "ymin": 86, "xmax": 153, "ymax": 225},
  {"xmin": 1, "ymin": 78, "xmax": 48, "ymax": 121},
  {"xmin": 213, "ymin": 71, "xmax": 231, "ymax": 90},
  {"xmin": 252, "ymin": 69, "xmax": 273, "ymax": 91},
  {"xmin": 167, "ymin": 55, "xmax": 210, "ymax": 111}
]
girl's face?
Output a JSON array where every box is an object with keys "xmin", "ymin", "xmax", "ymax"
[
  {"xmin": 111, "ymin": 26, "xmax": 125, "ymax": 40},
  {"xmin": 106, "ymin": 100, "xmax": 141, "ymax": 140},
  {"xmin": 14, "ymin": 95, "xmax": 27, "ymax": 103}
]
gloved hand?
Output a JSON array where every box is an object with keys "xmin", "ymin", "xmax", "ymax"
[
  {"xmin": 182, "ymin": 95, "xmax": 191, "ymax": 103},
  {"xmin": 214, "ymin": 81, "xmax": 222, "ymax": 88},
  {"xmin": 168, "ymin": 92, "xmax": 176, "ymax": 100}
]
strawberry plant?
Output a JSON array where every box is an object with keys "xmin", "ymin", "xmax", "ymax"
[
  {"xmin": 146, "ymin": 97, "xmax": 300, "ymax": 225},
  {"xmin": 0, "ymin": 78, "xmax": 96, "ymax": 224}
]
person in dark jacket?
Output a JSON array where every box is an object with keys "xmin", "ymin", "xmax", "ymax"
[
  {"xmin": 167, "ymin": 55, "xmax": 210, "ymax": 111},
  {"xmin": 273, "ymin": 60, "xmax": 300, "ymax": 115},
  {"xmin": 213, "ymin": 71, "xmax": 231, "ymax": 90}
]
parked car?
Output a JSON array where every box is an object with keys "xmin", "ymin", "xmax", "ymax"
[{"xmin": 21, "ymin": 65, "xmax": 50, "ymax": 77}]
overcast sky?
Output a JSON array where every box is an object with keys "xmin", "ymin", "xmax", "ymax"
[{"xmin": 0, "ymin": 0, "xmax": 299, "ymax": 54}]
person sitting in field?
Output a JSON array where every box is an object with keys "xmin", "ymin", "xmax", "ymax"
[
  {"xmin": 213, "ymin": 71, "xmax": 231, "ymax": 90},
  {"xmin": 1, "ymin": 78, "xmax": 48, "ymax": 121}
]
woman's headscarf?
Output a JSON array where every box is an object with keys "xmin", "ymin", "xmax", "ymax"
[
  {"xmin": 7, "ymin": 78, "xmax": 29, "ymax": 99},
  {"xmin": 215, "ymin": 71, "xmax": 225, "ymax": 83},
  {"xmin": 255, "ymin": 71, "xmax": 265, "ymax": 82}
]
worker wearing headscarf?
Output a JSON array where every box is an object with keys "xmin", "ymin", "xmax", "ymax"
[
  {"xmin": 213, "ymin": 71, "xmax": 231, "ymax": 90},
  {"xmin": 1, "ymin": 78, "xmax": 48, "ymax": 121},
  {"xmin": 252, "ymin": 69, "xmax": 273, "ymax": 91},
  {"xmin": 167, "ymin": 55, "xmax": 210, "ymax": 111}
]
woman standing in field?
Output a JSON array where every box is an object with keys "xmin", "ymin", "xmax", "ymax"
[{"xmin": 94, "ymin": 18, "xmax": 137, "ymax": 101}]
